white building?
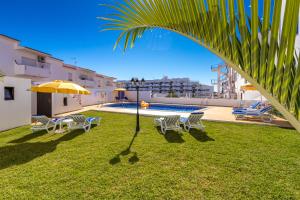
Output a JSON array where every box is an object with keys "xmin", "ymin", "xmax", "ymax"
[
  {"xmin": 117, "ymin": 76, "xmax": 214, "ymax": 98},
  {"xmin": 0, "ymin": 34, "xmax": 115, "ymax": 130},
  {"xmin": 0, "ymin": 76, "xmax": 31, "ymax": 131},
  {"xmin": 211, "ymin": 64, "xmax": 266, "ymax": 101}
]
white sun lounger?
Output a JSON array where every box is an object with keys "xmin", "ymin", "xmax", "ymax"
[
  {"xmin": 180, "ymin": 112, "xmax": 205, "ymax": 132},
  {"xmin": 68, "ymin": 114, "xmax": 101, "ymax": 132},
  {"xmin": 232, "ymin": 105, "xmax": 273, "ymax": 122},
  {"xmin": 154, "ymin": 115, "xmax": 182, "ymax": 134},
  {"xmin": 31, "ymin": 115, "xmax": 60, "ymax": 133}
]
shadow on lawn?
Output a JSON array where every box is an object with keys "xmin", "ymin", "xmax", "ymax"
[
  {"xmin": 0, "ymin": 130, "xmax": 84, "ymax": 170},
  {"xmin": 189, "ymin": 129, "xmax": 215, "ymax": 142},
  {"xmin": 9, "ymin": 131, "xmax": 49, "ymax": 143},
  {"xmin": 155, "ymin": 127, "xmax": 185, "ymax": 143},
  {"xmin": 109, "ymin": 130, "xmax": 139, "ymax": 165}
]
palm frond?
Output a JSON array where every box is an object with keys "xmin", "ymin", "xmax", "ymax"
[{"xmin": 101, "ymin": 0, "xmax": 300, "ymax": 132}]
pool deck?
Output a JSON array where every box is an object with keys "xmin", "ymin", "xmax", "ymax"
[{"xmin": 56, "ymin": 104, "xmax": 292, "ymax": 129}]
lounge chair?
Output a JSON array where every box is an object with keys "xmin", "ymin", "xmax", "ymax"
[
  {"xmin": 68, "ymin": 114, "xmax": 101, "ymax": 132},
  {"xmin": 31, "ymin": 115, "xmax": 60, "ymax": 133},
  {"xmin": 232, "ymin": 105, "xmax": 273, "ymax": 122},
  {"xmin": 154, "ymin": 115, "xmax": 182, "ymax": 134},
  {"xmin": 233, "ymin": 101, "xmax": 262, "ymax": 112},
  {"xmin": 180, "ymin": 112, "xmax": 205, "ymax": 132}
]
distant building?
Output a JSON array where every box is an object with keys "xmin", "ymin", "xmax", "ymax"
[{"xmin": 117, "ymin": 76, "xmax": 214, "ymax": 98}]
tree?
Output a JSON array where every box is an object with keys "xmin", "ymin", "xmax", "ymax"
[{"xmin": 101, "ymin": 0, "xmax": 300, "ymax": 132}]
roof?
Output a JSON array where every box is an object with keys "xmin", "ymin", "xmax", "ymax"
[
  {"xmin": 0, "ymin": 34, "xmax": 20, "ymax": 42},
  {"xmin": 96, "ymin": 74, "xmax": 105, "ymax": 78},
  {"xmin": 103, "ymin": 75, "xmax": 116, "ymax": 80},
  {"xmin": 50, "ymin": 56, "xmax": 64, "ymax": 62},
  {"xmin": 63, "ymin": 64, "xmax": 77, "ymax": 70},
  {"xmin": 22, "ymin": 46, "xmax": 52, "ymax": 56},
  {"xmin": 77, "ymin": 66, "xmax": 96, "ymax": 73}
]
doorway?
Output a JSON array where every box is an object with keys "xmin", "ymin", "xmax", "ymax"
[{"xmin": 37, "ymin": 93, "xmax": 52, "ymax": 117}]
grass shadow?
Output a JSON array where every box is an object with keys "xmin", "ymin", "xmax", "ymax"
[
  {"xmin": 164, "ymin": 131, "xmax": 185, "ymax": 143},
  {"xmin": 9, "ymin": 130, "xmax": 49, "ymax": 143},
  {"xmin": 156, "ymin": 127, "xmax": 185, "ymax": 143},
  {"xmin": 128, "ymin": 152, "xmax": 139, "ymax": 164},
  {"xmin": 189, "ymin": 129, "xmax": 215, "ymax": 142},
  {"xmin": 0, "ymin": 130, "xmax": 85, "ymax": 170},
  {"xmin": 109, "ymin": 130, "xmax": 140, "ymax": 165}
]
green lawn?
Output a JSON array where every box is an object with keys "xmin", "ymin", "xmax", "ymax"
[{"xmin": 0, "ymin": 111, "xmax": 299, "ymax": 199}]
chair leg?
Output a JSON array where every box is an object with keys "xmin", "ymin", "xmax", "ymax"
[
  {"xmin": 200, "ymin": 126, "xmax": 205, "ymax": 131},
  {"xmin": 161, "ymin": 126, "xmax": 165, "ymax": 134},
  {"xmin": 184, "ymin": 124, "xmax": 188, "ymax": 132},
  {"xmin": 187, "ymin": 126, "xmax": 190, "ymax": 133}
]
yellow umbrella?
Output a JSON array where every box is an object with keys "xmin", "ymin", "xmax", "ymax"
[
  {"xmin": 31, "ymin": 80, "xmax": 91, "ymax": 95},
  {"xmin": 114, "ymin": 88, "xmax": 126, "ymax": 92},
  {"xmin": 241, "ymin": 84, "xmax": 257, "ymax": 91}
]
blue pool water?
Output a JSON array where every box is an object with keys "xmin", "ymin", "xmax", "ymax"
[{"xmin": 105, "ymin": 103, "xmax": 204, "ymax": 112}]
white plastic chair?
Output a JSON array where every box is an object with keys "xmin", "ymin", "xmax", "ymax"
[{"xmin": 154, "ymin": 115, "xmax": 182, "ymax": 134}]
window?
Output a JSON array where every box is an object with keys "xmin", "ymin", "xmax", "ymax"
[
  {"xmin": 4, "ymin": 87, "xmax": 14, "ymax": 100},
  {"xmin": 68, "ymin": 73, "xmax": 73, "ymax": 81},
  {"xmin": 37, "ymin": 56, "xmax": 46, "ymax": 63},
  {"xmin": 63, "ymin": 97, "xmax": 68, "ymax": 106}
]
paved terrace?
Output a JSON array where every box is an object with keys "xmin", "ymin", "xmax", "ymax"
[{"xmin": 56, "ymin": 104, "xmax": 292, "ymax": 129}]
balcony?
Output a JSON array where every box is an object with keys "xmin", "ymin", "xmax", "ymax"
[
  {"xmin": 79, "ymin": 79, "xmax": 96, "ymax": 88},
  {"xmin": 14, "ymin": 60, "xmax": 51, "ymax": 78}
]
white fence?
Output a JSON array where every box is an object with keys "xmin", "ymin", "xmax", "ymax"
[
  {"xmin": 122, "ymin": 91, "xmax": 262, "ymax": 107},
  {"xmin": 149, "ymin": 97, "xmax": 258, "ymax": 107}
]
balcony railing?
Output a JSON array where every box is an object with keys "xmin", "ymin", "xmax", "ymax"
[
  {"xmin": 14, "ymin": 60, "xmax": 51, "ymax": 78},
  {"xmin": 79, "ymin": 79, "xmax": 96, "ymax": 88}
]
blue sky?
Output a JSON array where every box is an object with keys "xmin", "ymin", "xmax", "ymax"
[{"xmin": 0, "ymin": 0, "xmax": 255, "ymax": 84}]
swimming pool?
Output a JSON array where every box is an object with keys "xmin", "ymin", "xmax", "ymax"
[{"xmin": 105, "ymin": 103, "xmax": 204, "ymax": 112}]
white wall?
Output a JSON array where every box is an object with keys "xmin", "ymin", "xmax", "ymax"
[
  {"xmin": 242, "ymin": 91, "xmax": 266, "ymax": 101},
  {"xmin": 31, "ymin": 92, "xmax": 37, "ymax": 115},
  {"xmin": 149, "ymin": 97, "xmax": 258, "ymax": 107},
  {"xmin": 52, "ymin": 94, "xmax": 82, "ymax": 116},
  {"xmin": 0, "ymin": 76, "xmax": 31, "ymax": 131},
  {"xmin": 0, "ymin": 37, "xmax": 18, "ymax": 76},
  {"xmin": 81, "ymin": 89, "xmax": 102, "ymax": 106}
]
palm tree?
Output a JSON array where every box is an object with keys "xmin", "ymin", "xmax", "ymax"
[{"xmin": 101, "ymin": 0, "xmax": 300, "ymax": 132}]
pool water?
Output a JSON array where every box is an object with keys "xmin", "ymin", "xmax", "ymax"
[{"xmin": 105, "ymin": 103, "xmax": 204, "ymax": 112}]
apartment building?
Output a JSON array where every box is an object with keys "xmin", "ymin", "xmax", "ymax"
[
  {"xmin": 0, "ymin": 34, "xmax": 115, "ymax": 130},
  {"xmin": 211, "ymin": 63, "xmax": 265, "ymax": 100},
  {"xmin": 117, "ymin": 76, "xmax": 214, "ymax": 98}
]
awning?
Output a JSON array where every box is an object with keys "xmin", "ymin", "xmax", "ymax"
[
  {"xmin": 114, "ymin": 88, "xmax": 126, "ymax": 92},
  {"xmin": 241, "ymin": 84, "xmax": 257, "ymax": 91},
  {"xmin": 31, "ymin": 80, "xmax": 91, "ymax": 95}
]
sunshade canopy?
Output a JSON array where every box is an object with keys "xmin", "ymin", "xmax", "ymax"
[
  {"xmin": 114, "ymin": 88, "xmax": 126, "ymax": 92},
  {"xmin": 31, "ymin": 80, "xmax": 91, "ymax": 95},
  {"xmin": 241, "ymin": 84, "xmax": 257, "ymax": 91}
]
